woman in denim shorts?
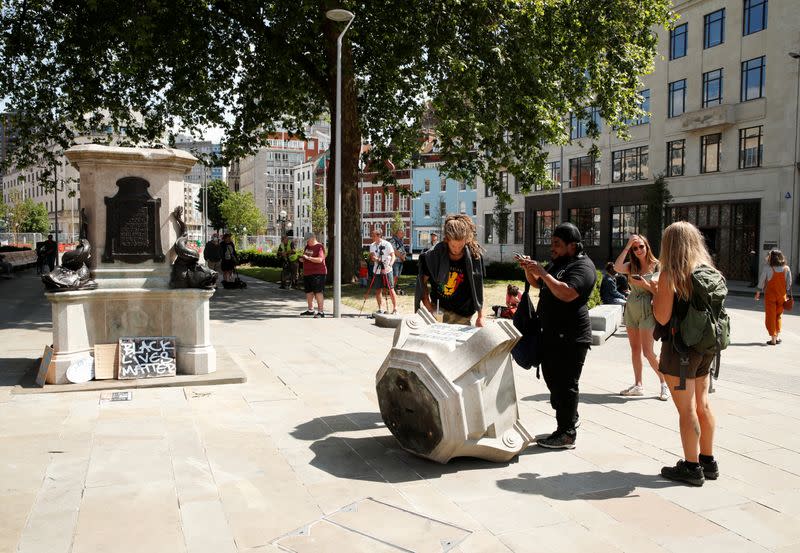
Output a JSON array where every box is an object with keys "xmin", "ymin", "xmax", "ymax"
[{"xmin": 614, "ymin": 234, "xmax": 670, "ymax": 401}]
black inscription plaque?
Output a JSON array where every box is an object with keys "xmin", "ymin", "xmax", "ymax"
[{"xmin": 103, "ymin": 177, "xmax": 165, "ymax": 263}]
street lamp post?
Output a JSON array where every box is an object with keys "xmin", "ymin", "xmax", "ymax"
[
  {"xmin": 789, "ymin": 52, "xmax": 800, "ymax": 278},
  {"xmin": 326, "ymin": 8, "xmax": 355, "ymax": 319}
]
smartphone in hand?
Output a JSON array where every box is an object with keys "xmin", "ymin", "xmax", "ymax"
[{"xmin": 631, "ymin": 274, "xmax": 643, "ymax": 280}]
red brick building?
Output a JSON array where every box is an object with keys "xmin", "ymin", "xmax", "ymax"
[{"xmin": 359, "ymin": 169, "xmax": 413, "ymax": 250}]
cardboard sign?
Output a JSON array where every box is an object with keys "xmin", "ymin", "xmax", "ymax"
[
  {"xmin": 36, "ymin": 345, "xmax": 54, "ymax": 387},
  {"xmin": 118, "ymin": 337, "xmax": 177, "ymax": 380},
  {"xmin": 93, "ymin": 343, "xmax": 119, "ymax": 380}
]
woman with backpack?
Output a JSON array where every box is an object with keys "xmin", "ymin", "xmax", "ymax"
[
  {"xmin": 614, "ymin": 234, "xmax": 670, "ymax": 401},
  {"xmin": 653, "ymin": 221, "xmax": 723, "ymax": 487},
  {"xmin": 755, "ymin": 249, "xmax": 793, "ymax": 346},
  {"xmin": 220, "ymin": 233, "xmax": 237, "ymax": 283}
]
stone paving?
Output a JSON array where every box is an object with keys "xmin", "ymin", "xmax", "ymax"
[{"xmin": 1, "ymin": 270, "xmax": 799, "ymax": 552}]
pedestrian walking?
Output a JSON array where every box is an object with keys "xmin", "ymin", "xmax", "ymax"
[
  {"xmin": 300, "ymin": 232, "xmax": 327, "ymax": 318},
  {"xmin": 220, "ymin": 233, "xmax": 237, "ymax": 283},
  {"xmin": 517, "ymin": 222, "xmax": 596, "ymax": 449},
  {"xmin": 42, "ymin": 234, "xmax": 57, "ymax": 272},
  {"xmin": 755, "ymin": 249, "xmax": 793, "ymax": 345},
  {"xmin": 369, "ymin": 229, "xmax": 398, "ymax": 314},
  {"xmin": 415, "ymin": 215, "xmax": 485, "ymax": 326},
  {"xmin": 653, "ymin": 221, "xmax": 724, "ymax": 486},
  {"xmin": 204, "ymin": 234, "xmax": 222, "ymax": 285},
  {"xmin": 614, "ymin": 234, "xmax": 670, "ymax": 401}
]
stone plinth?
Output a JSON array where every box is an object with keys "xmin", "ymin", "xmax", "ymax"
[
  {"xmin": 43, "ymin": 145, "xmax": 216, "ymax": 384},
  {"xmin": 375, "ymin": 309, "xmax": 533, "ymax": 463},
  {"xmin": 46, "ymin": 288, "xmax": 215, "ymax": 384}
]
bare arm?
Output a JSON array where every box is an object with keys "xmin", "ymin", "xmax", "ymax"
[
  {"xmin": 420, "ymin": 274, "xmax": 434, "ymax": 312},
  {"xmin": 522, "ymin": 259, "xmax": 578, "ymax": 302},
  {"xmin": 613, "ymin": 235, "xmax": 638, "ymax": 274},
  {"xmin": 653, "ymin": 271, "xmax": 674, "ymax": 325}
]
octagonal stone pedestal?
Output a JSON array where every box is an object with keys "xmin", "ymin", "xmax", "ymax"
[
  {"xmin": 375, "ymin": 309, "xmax": 533, "ymax": 463},
  {"xmin": 46, "ymin": 288, "xmax": 215, "ymax": 384}
]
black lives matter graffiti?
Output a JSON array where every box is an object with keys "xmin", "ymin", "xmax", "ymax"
[{"xmin": 118, "ymin": 337, "xmax": 177, "ymax": 379}]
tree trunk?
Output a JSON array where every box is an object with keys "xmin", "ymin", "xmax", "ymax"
[{"xmin": 324, "ymin": 20, "xmax": 362, "ymax": 285}]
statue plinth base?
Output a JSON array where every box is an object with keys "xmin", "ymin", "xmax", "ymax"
[{"xmin": 46, "ymin": 288, "xmax": 216, "ymax": 384}]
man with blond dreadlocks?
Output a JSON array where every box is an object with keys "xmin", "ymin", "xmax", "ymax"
[{"xmin": 415, "ymin": 214, "xmax": 486, "ymax": 326}]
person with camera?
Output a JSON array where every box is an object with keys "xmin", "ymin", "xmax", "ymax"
[
  {"xmin": 389, "ymin": 228, "xmax": 408, "ymax": 289},
  {"xmin": 415, "ymin": 214, "xmax": 485, "ymax": 326},
  {"xmin": 518, "ymin": 222, "xmax": 596, "ymax": 449},
  {"xmin": 369, "ymin": 229, "xmax": 398, "ymax": 314}
]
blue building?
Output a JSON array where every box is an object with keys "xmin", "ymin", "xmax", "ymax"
[{"xmin": 411, "ymin": 167, "xmax": 477, "ymax": 252}]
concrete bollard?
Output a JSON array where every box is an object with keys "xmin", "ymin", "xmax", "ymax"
[{"xmin": 375, "ymin": 309, "xmax": 533, "ymax": 463}]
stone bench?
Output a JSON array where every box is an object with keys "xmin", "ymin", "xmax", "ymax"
[
  {"xmin": 589, "ymin": 304, "xmax": 624, "ymax": 346},
  {"xmin": 0, "ymin": 250, "xmax": 37, "ymax": 271}
]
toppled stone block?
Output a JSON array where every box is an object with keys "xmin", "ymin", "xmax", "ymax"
[{"xmin": 375, "ymin": 309, "xmax": 533, "ymax": 463}]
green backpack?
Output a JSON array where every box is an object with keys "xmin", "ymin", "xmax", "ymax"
[{"xmin": 672, "ymin": 265, "xmax": 730, "ymax": 391}]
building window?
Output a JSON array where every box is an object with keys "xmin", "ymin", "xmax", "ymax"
[
  {"xmin": 439, "ymin": 200, "xmax": 447, "ymax": 217},
  {"xmin": 668, "ymin": 79, "xmax": 687, "ymax": 118},
  {"xmin": 440, "ymin": 177, "xmax": 446, "ymax": 191},
  {"xmin": 568, "ymin": 207, "xmax": 600, "ymax": 247},
  {"xmin": 424, "ymin": 178, "xmax": 430, "ymax": 192},
  {"xmin": 611, "ymin": 205, "xmax": 648, "ymax": 248},
  {"xmin": 702, "ymin": 69, "xmax": 723, "ymax": 108},
  {"xmin": 374, "ymin": 191, "xmax": 382, "ymax": 211},
  {"xmin": 363, "ymin": 223, "xmax": 370, "ymax": 238},
  {"xmin": 459, "ymin": 201, "xmax": 466, "ymax": 214},
  {"xmin": 400, "ymin": 194, "xmax": 408, "ymax": 211},
  {"xmin": 703, "ymin": 9, "xmax": 725, "ymax": 49},
  {"xmin": 670, "ymin": 23, "xmax": 687, "ymax": 60},
  {"xmin": 667, "ymin": 140, "xmax": 685, "ymax": 177},
  {"xmin": 570, "ymin": 108, "xmax": 601, "ymax": 139},
  {"xmin": 485, "ymin": 180, "xmax": 493, "ymax": 197},
  {"xmin": 535, "ymin": 210, "xmax": 559, "ymax": 246},
  {"xmin": 424, "ymin": 203, "xmax": 430, "ymax": 217},
  {"xmin": 459, "ymin": 180, "xmax": 466, "ymax": 191},
  {"xmin": 513, "ymin": 211, "xmax": 524, "ymax": 244},
  {"xmin": 743, "ymin": 0, "xmax": 767, "ymax": 36},
  {"xmin": 375, "ymin": 222, "xmax": 382, "ymax": 235},
  {"xmin": 700, "ymin": 133, "xmax": 722, "ymax": 173},
  {"xmin": 362, "ymin": 193, "xmax": 371, "ymax": 213},
  {"xmin": 739, "ymin": 126, "xmax": 763, "ymax": 169},
  {"xmin": 385, "ymin": 193, "xmax": 393, "ymax": 212},
  {"xmin": 632, "ymin": 89, "xmax": 651, "ymax": 125},
  {"xmin": 741, "ymin": 56, "xmax": 766, "ymax": 102},
  {"xmin": 484, "ymin": 213, "xmax": 494, "ymax": 243},
  {"xmin": 472, "ymin": 201, "xmax": 477, "ymax": 215},
  {"xmin": 611, "ymin": 146, "xmax": 649, "ymax": 183},
  {"xmin": 569, "ymin": 155, "xmax": 601, "ymax": 187},
  {"xmin": 499, "ymin": 171, "xmax": 509, "ymax": 192}
]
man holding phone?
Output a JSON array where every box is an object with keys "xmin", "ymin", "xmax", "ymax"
[{"xmin": 518, "ymin": 222, "xmax": 597, "ymax": 449}]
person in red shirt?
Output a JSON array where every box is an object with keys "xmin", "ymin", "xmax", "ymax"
[{"xmin": 300, "ymin": 232, "xmax": 327, "ymax": 318}]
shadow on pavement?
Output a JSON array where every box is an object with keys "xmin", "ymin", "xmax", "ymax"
[
  {"xmin": 496, "ymin": 470, "xmax": 675, "ymax": 500},
  {"xmin": 522, "ymin": 393, "xmax": 652, "ymax": 405},
  {"xmin": 290, "ymin": 412, "xmax": 385, "ymax": 441},
  {"xmin": 0, "ymin": 357, "xmax": 37, "ymax": 388},
  {"xmin": 730, "ymin": 342, "xmax": 768, "ymax": 347}
]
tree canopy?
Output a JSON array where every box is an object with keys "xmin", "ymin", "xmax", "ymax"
[
  {"xmin": 9, "ymin": 198, "xmax": 50, "ymax": 233},
  {"xmin": 0, "ymin": 0, "xmax": 673, "ymax": 279},
  {"xmin": 219, "ymin": 192, "xmax": 266, "ymax": 236},
  {"xmin": 196, "ymin": 179, "xmax": 231, "ymax": 232}
]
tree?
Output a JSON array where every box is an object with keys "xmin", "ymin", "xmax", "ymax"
[
  {"xmin": 196, "ymin": 178, "xmax": 231, "ymax": 231},
  {"xmin": 390, "ymin": 211, "xmax": 404, "ymax": 235},
  {"xmin": 311, "ymin": 186, "xmax": 327, "ymax": 240},
  {"xmin": 643, "ymin": 173, "xmax": 673, "ymax": 253},
  {"xmin": 0, "ymin": 1, "xmax": 673, "ymax": 283},
  {"xmin": 219, "ymin": 192, "xmax": 266, "ymax": 236},
  {"xmin": 10, "ymin": 198, "xmax": 50, "ymax": 233}
]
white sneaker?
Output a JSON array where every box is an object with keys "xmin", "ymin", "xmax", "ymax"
[
  {"xmin": 620, "ymin": 384, "xmax": 644, "ymax": 396},
  {"xmin": 658, "ymin": 382, "xmax": 671, "ymax": 401}
]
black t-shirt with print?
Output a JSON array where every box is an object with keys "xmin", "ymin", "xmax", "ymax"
[
  {"xmin": 425, "ymin": 254, "xmax": 474, "ymax": 316},
  {"xmin": 537, "ymin": 254, "xmax": 597, "ymax": 345}
]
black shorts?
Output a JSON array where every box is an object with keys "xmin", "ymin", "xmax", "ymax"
[
  {"xmin": 304, "ymin": 274, "xmax": 325, "ymax": 294},
  {"xmin": 375, "ymin": 271, "xmax": 394, "ymax": 289},
  {"xmin": 659, "ymin": 341, "xmax": 714, "ymax": 379},
  {"xmin": 221, "ymin": 259, "xmax": 236, "ymax": 271}
]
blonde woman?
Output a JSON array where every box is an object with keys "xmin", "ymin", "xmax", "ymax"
[
  {"xmin": 653, "ymin": 221, "xmax": 720, "ymax": 486},
  {"xmin": 755, "ymin": 249, "xmax": 793, "ymax": 345},
  {"xmin": 614, "ymin": 234, "xmax": 670, "ymax": 401}
]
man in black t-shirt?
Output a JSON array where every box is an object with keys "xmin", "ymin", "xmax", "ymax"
[{"xmin": 519, "ymin": 222, "xmax": 597, "ymax": 449}]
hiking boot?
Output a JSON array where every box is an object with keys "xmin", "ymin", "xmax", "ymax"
[
  {"xmin": 620, "ymin": 384, "xmax": 644, "ymax": 396},
  {"xmin": 300, "ymin": 310, "xmax": 315, "ymax": 317},
  {"xmin": 701, "ymin": 459, "xmax": 719, "ymax": 480},
  {"xmin": 658, "ymin": 382, "xmax": 671, "ymax": 401},
  {"xmin": 537, "ymin": 432, "xmax": 576, "ymax": 449},
  {"xmin": 661, "ymin": 460, "xmax": 705, "ymax": 486}
]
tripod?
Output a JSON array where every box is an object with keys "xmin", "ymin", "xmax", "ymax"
[{"xmin": 359, "ymin": 260, "xmax": 394, "ymax": 316}]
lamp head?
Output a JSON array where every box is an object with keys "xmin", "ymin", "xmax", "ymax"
[{"xmin": 326, "ymin": 9, "xmax": 354, "ymax": 22}]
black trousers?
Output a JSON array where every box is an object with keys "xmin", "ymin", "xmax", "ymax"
[{"xmin": 540, "ymin": 341, "xmax": 590, "ymax": 435}]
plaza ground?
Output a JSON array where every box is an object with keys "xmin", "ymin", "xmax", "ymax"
[{"xmin": 1, "ymin": 270, "xmax": 799, "ymax": 552}]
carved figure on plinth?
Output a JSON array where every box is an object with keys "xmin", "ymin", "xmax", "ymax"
[
  {"xmin": 42, "ymin": 209, "xmax": 98, "ymax": 292},
  {"xmin": 169, "ymin": 206, "xmax": 218, "ymax": 289}
]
